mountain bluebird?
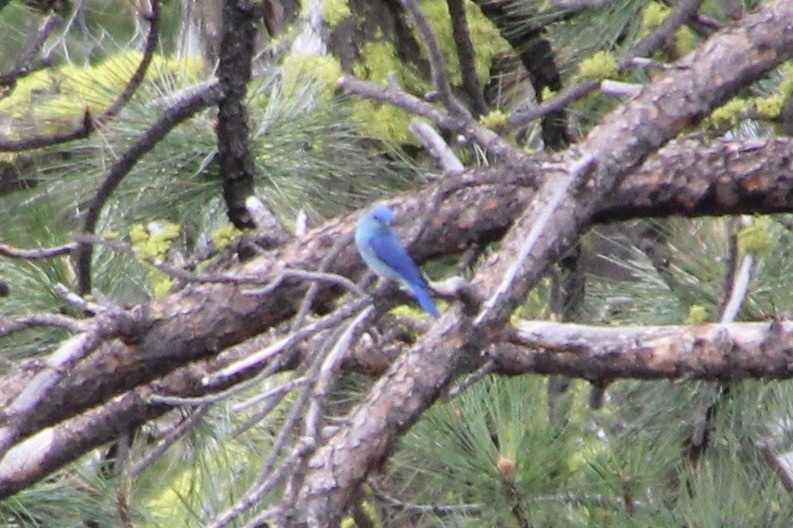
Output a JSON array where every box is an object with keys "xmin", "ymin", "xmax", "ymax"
[{"xmin": 355, "ymin": 205, "xmax": 440, "ymax": 318}]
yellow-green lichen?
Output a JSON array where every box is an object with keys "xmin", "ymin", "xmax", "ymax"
[
  {"xmin": 540, "ymin": 86, "xmax": 556, "ymax": 101},
  {"xmin": 281, "ymin": 53, "xmax": 344, "ymax": 102},
  {"xmin": 212, "ymin": 223, "xmax": 243, "ymax": 249},
  {"xmin": 479, "ymin": 109, "xmax": 507, "ymax": 130},
  {"xmin": 674, "ymin": 25, "xmax": 699, "ymax": 56},
  {"xmin": 150, "ymin": 271, "xmax": 175, "ymax": 299},
  {"xmin": 353, "ymin": 38, "xmax": 427, "ymax": 93},
  {"xmin": 737, "ymin": 217, "xmax": 774, "ymax": 256},
  {"xmin": 130, "ymin": 221, "xmax": 181, "ymax": 261},
  {"xmin": 641, "ymin": 2, "xmax": 671, "ymax": 33},
  {"xmin": 321, "ymin": 0, "xmax": 351, "ymax": 28},
  {"xmin": 577, "ymin": 51, "xmax": 618, "ymax": 81},
  {"xmin": 753, "ymin": 94, "xmax": 784, "ymax": 119},
  {"xmin": 0, "ymin": 51, "xmax": 206, "ymax": 128},
  {"xmin": 339, "ymin": 500, "xmax": 382, "ymax": 528},
  {"xmin": 686, "ymin": 304, "xmax": 709, "ymax": 325},
  {"xmin": 706, "ymin": 98, "xmax": 749, "ymax": 128},
  {"xmin": 351, "ymin": 99, "xmax": 413, "ymax": 144},
  {"xmin": 129, "ymin": 221, "xmax": 181, "ymax": 299}
]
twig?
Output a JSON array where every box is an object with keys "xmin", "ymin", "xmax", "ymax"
[
  {"xmin": 280, "ymin": 308, "xmax": 376, "ymax": 521},
  {"xmin": 231, "ymin": 376, "xmax": 310, "ymax": 414},
  {"xmin": 759, "ymin": 441, "xmax": 793, "ymax": 494},
  {"xmin": 100, "ymin": 0, "xmax": 160, "ymax": 123},
  {"xmin": 600, "ymin": 80, "xmax": 642, "ymax": 98},
  {"xmin": 130, "ymin": 405, "xmax": 211, "ymax": 477},
  {"xmin": 370, "ymin": 480, "xmax": 482, "ymax": 514},
  {"xmin": 339, "ymin": 76, "xmax": 515, "ymax": 161},
  {"xmin": 446, "ymin": 0, "xmax": 488, "ymax": 116},
  {"xmin": 0, "ymin": 241, "xmax": 76, "ymax": 260},
  {"xmin": 400, "ymin": 0, "xmax": 467, "ymax": 117},
  {"xmin": 408, "ymin": 119, "xmax": 465, "ymax": 174},
  {"xmin": 77, "ymin": 231, "xmax": 365, "ymax": 296},
  {"xmin": 0, "ymin": 331, "xmax": 102, "ymax": 457},
  {"xmin": 231, "ymin": 376, "xmax": 309, "ymax": 438},
  {"xmin": 445, "ymin": 358, "xmax": 496, "ymax": 400},
  {"xmin": 304, "ymin": 306, "xmax": 376, "ymax": 438},
  {"xmin": 475, "ymin": 154, "xmax": 596, "ymax": 326},
  {"xmin": 508, "ymin": 0, "xmax": 704, "ymax": 131},
  {"xmin": 550, "ymin": 0, "xmax": 618, "ymax": 10},
  {"xmin": 203, "ymin": 297, "xmax": 370, "ymax": 387},
  {"xmin": 689, "ymin": 217, "xmax": 756, "ymax": 459},
  {"xmin": 507, "ymin": 80, "xmax": 598, "ymax": 131},
  {"xmin": 0, "ymin": 312, "xmax": 82, "ymax": 338},
  {"xmin": 53, "ymin": 283, "xmax": 107, "ymax": 315},
  {"xmin": 207, "ymin": 440, "xmax": 313, "ymax": 528},
  {"xmin": 289, "ymin": 229, "xmax": 357, "ymax": 332}
]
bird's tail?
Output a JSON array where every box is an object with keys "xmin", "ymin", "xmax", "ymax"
[{"xmin": 411, "ymin": 283, "xmax": 440, "ymax": 319}]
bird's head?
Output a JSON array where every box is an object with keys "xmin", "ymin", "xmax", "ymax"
[{"xmin": 367, "ymin": 205, "xmax": 394, "ymax": 226}]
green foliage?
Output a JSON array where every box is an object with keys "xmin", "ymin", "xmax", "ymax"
[
  {"xmin": 675, "ymin": 25, "xmax": 700, "ymax": 56},
  {"xmin": 705, "ymin": 97, "xmax": 750, "ymax": 128},
  {"xmin": 737, "ymin": 216, "xmax": 774, "ymax": 256},
  {"xmin": 281, "ymin": 53, "xmax": 344, "ymax": 101},
  {"xmin": 640, "ymin": 2, "xmax": 671, "ymax": 33},
  {"xmin": 577, "ymin": 51, "xmax": 619, "ymax": 81},
  {"xmin": 479, "ymin": 109, "xmax": 508, "ymax": 131},
  {"xmin": 390, "ymin": 375, "xmax": 579, "ymax": 526},
  {"xmin": 321, "ymin": 0, "xmax": 352, "ymax": 27},
  {"xmin": 686, "ymin": 304, "xmax": 709, "ymax": 324},
  {"xmin": 778, "ymin": 63, "xmax": 793, "ymax": 98},
  {"xmin": 0, "ymin": 479, "xmax": 121, "ymax": 527}
]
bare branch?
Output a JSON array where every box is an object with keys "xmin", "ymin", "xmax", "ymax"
[
  {"xmin": 498, "ymin": 319, "xmax": 793, "ymax": 380},
  {"xmin": 0, "ymin": 242, "xmax": 76, "ymax": 259},
  {"xmin": 400, "ymin": 0, "xmax": 467, "ymax": 116},
  {"xmin": 446, "ymin": 0, "xmax": 488, "ymax": 116},
  {"xmin": 217, "ymin": 0, "xmax": 285, "ymax": 235},
  {"xmin": 408, "ymin": 119, "xmax": 465, "ymax": 174},
  {"xmin": 129, "ymin": 405, "xmax": 211, "ymax": 477},
  {"xmin": 0, "ymin": 313, "xmax": 81, "ymax": 338}
]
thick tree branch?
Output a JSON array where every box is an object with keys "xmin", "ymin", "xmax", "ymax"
[
  {"xmin": 497, "ymin": 319, "xmax": 793, "ymax": 380},
  {"xmin": 217, "ymin": 0, "xmax": 284, "ymax": 235}
]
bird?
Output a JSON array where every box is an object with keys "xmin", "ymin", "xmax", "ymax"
[{"xmin": 355, "ymin": 205, "xmax": 440, "ymax": 318}]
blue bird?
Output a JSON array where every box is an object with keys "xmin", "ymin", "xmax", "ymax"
[{"xmin": 355, "ymin": 205, "xmax": 440, "ymax": 318}]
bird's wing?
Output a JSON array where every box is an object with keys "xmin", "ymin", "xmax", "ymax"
[{"xmin": 368, "ymin": 232, "xmax": 426, "ymax": 286}]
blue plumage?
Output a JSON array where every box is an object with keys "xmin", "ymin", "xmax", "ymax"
[{"xmin": 355, "ymin": 205, "xmax": 440, "ymax": 318}]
